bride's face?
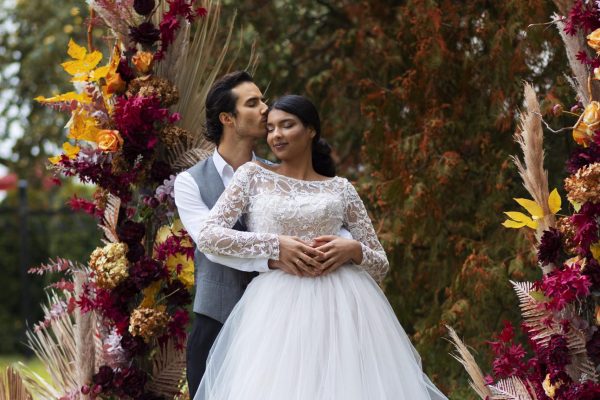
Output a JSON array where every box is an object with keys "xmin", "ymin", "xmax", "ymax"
[{"xmin": 266, "ymin": 109, "xmax": 315, "ymax": 161}]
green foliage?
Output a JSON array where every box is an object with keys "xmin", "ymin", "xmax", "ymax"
[{"xmin": 0, "ymin": 181, "xmax": 100, "ymax": 354}]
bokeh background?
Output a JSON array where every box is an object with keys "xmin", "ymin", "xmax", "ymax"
[{"xmin": 0, "ymin": 0, "xmax": 581, "ymax": 397}]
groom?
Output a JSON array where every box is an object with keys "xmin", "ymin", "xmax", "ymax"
[{"xmin": 175, "ymin": 71, "xmax": 328, "ymax": 397}]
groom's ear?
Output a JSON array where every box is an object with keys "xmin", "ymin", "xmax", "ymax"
[{"xmin": 219, "ymin": 112, "xmax": 234, "ymax": 126}]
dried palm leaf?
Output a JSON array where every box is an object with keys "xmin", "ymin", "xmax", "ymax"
[
  {"xmin": 153, "ymin": 1, "xmax": 258, "ymax": 171},
  {"xmin": 445, "ymin": 326, "xmax": 492, "ymax": 399},
  {"xmin": 146, "ymin": 339, "xmax": 187, "ymax": 398},
  {"xmin": 98, "ymin": 193, "xmax": 121, "ymax": 244},
  {"xmin": 0, "ymin": 367, "xmax": 33, "ymax": 400},
  {"xmin": 513, "ymin": 83, "xmax": 554, "ymax": 273},
  {"xmin": 489, "ymin": 376, "xmax": 535, "ymax": 400}
]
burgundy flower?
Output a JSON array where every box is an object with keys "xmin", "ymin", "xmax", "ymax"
[
  {"xmin": 120, "ymin": 331, "xmax": 148, "ymax": 356},
  {"xmin": 129, "ymin": 22, "xmax": 160, "ymax": 47},
  {"xmin": 162, "ymin": 280, "xmax": 191, "ymax": 307},
  {"xmin": 540, "ymin": 265, "xmax": 591, "ymax": 311},
  {"xmin": 126, "ymin": 242, "xmax": 145, "ymax": 262},
  {"xmin": 150, "ymin": 160, "xmax": 172, "ymax": 184},
  {"xmin": 129, "ymin": 257, "xmax": 166, "ymax": 289},
  {"xmin": 120, "ymin": 367, "xmax": 148, "ymax": 398},
  {"xmin": 117, "ymin": 220, "xmax": 146, "ymax": 245},
  {"xmin": 571, "ymin": 203, "xmax": 600, "ymax": 251},
  {"xmin": 166, "ymin": 308, "xmax": 189, "ymax": 349},
  {"xmin": 92, "ymin": 365, "xmax": 114, "ymax": 387},
  {"xmin": 134, "ymin": 0, "xmax": 155, "ymax": 16},
  {"xmin": 546, "ymin": 335, "xmax": 570, "ymax": 368},
  {"xmin": 116, "ymin": 56, "xmax": 135, "ymax": 82},
  {"xmin": 537, "ymin": 228, "xmax": 563, "ymax": 266},
  {"xmin": 566, "ymin": 143, "xmax": 600, "ymax": 174}
]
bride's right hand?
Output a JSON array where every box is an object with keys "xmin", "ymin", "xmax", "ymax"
[{"xmin": 270, "ymin": 235, "xmax": 325, "ymax": 277}]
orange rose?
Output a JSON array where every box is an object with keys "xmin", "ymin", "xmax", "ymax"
[
  {"xmin": 132, "ymin": 51, "xmax": 154, "ymax": 74},
  {"xmin": 583, "ymin": 101, "xmax": 600, "ymax": 129},
  {"xmin": 98, "ymin": 129, "xmax": 123, "ymax": 152},
  {"xmin": 588, "ymin": 28, "xmax": 600, "ymax": 52},
  {"xmin": 572, "ymin": 120, "xmax": 592, "ymax": 147},
  {"xmin": 106, "ymin": 73, "xmax": 126, "ymax": 94}
]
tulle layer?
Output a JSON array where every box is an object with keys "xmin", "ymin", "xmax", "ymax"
[{"xmin": 195, "ymin": 266, "xmax": 447, "ymax": 400}]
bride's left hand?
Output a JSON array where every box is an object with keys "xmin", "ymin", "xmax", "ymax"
[{"xmin": 311, "ymin": 235, "xmax": 363, "ymax": 274}]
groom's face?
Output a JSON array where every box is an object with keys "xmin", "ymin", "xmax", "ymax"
[{"xmin": 231, "ymin": 82, "xmax": 268, "ymax": 139}]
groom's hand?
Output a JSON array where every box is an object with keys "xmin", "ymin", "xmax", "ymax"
[{"xmin": 271, "ymin": 235, "xmax": 325, "ymax": 276}]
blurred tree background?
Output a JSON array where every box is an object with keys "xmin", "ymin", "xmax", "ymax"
[
  {"xmin": 0, "ymin": 0, "xmax": 100, "ymax": 354},
  {"xmin": 0, "ymin": 0, "xmax": 582, "ymax": 397}
]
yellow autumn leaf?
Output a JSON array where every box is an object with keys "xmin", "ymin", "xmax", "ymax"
[
  {"xmin": 504, "ymin": 211, "xmax": 532, "ymax": 223},
  {"xmin": 63, "ymin": 142, "xmax": 80, "ymax": 158},
  {"xmin": 514, "ymin": 198, "xmax": 544, "ymax": 219},
  {"xmin": 35, "ymin": 91, "xmax": 90, "ymax": 104},
  {"xmin": 66, "ymin": 110, "xmax": 99, "ymax": 142},
  {"xmin": 66, "ymin": 38, "xmax": 87, "ymax": 60},
  {"xmin": 88, "ymin": 64, "xmax": 111, "ymax": 82},
  {"xmin": 502, "ymin": 219, "xmax": 527, "ymax": 229},
  {"xmin": 548, "ymin": 188, "xmax": 561, "ymax": 215},
  {"xmin": 62, "ymin": 49, "xmax": 103, "ymax": 76},
  {"xmin": 502, "ymin": 211, "xmax": 538, "ymax": 229},
  {"xmin": 48, "ymin": 155, "xmax": 62, "ymax": 165}
]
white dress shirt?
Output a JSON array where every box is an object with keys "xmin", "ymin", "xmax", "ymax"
[{"xmin": 174, "ymin": 150, "xmax": 271, "ymax": 273}]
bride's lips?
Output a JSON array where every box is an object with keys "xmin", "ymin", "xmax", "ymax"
[{"xmin": 272, "ymin": 142, "xmax": 288, "ymax": 151}]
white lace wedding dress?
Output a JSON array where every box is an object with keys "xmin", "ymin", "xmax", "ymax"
[{"xmin": 193, "ymin": 162, "xmax": 447, "ymax": 400}]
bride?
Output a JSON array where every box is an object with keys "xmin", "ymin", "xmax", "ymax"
[{"xmin": 193, "ymin": 95, "xmax": 447, "ymax": 399}]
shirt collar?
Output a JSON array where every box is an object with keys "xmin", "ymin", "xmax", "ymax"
[{"xmin": 212, "ymin": 149, "xmax": 257, "ymax": 178}]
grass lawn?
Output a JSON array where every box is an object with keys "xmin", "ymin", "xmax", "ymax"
[{"xmin": 0, "ymin": 354, "xmax": 50, "ymax": 381}]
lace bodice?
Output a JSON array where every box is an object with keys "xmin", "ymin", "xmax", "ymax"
[{"xmin": 197, "ymin": 162, "xmax": 389, "ymax": 283}]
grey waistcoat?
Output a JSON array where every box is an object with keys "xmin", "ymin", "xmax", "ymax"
[{"xmin": 187, "ymin": 158, "xmax": 258, "ymax": 323}]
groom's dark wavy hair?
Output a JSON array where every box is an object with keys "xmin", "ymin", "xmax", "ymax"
[
  {"xmin": 271, "ymin": 95, "xmax": 336, "ymax": 177},
  {"xmin": 204, "ymin": 70, "xmax": 254, "ymax": 144}
]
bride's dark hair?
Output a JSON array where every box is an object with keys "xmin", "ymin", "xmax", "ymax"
[{"xmin": 270, "ymin": 95, "xmax": 336, "ymax": 177}]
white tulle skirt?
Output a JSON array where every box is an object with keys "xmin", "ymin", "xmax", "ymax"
[{"xmin": 194, "ymin": 266, "xmax": 447, "ymax": 400}]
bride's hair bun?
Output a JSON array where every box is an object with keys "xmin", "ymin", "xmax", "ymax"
[
  {"xmin": 270, "ymin": 95, "xmax": 336, "ymax": 177},
  {"xmin": 312, "ymin": 137, "xmax": 335, "ymax": 177}
]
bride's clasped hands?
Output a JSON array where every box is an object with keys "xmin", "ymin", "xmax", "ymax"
[{"xmin": 270, "ymin": 234, "xmax": 362, "ymax": 277}]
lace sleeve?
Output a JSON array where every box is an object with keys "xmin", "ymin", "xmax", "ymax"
[
  {"xmin": 196, "ymin": 163, "xmax": 280, "ymax": 259},
  {"xmin": 343, "ymin": 180, "xmax": 389, "ymax": 283}
]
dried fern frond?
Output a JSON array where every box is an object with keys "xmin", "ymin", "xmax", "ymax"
[
  {"xmin": 445, "ymin": 326, "xmax": 492, "ymax": 400},
  {"xmin": 489, "ymin": 376, "xmax": 535, "ymax": 400},
  {"xmin": 0, "ymin": 367, "xmax": 33, "ymax": 400},
  {"xmin": 511, "ymin": 281, "xmax": 597, "ymax": 382},
  {"xmin": 513, "ymin": 83, "xmax": 554, "ymax": 246},
  {"xmin": 22, "ymin": 291, "xmax": 77, "ymax": 398},
  {"xmin": 146, "ymin": 339, "xmax": 187, "ymax": 398},
  {"xmin": 98, "ymin": 193, "xmax": 121, "ymax": 244}
]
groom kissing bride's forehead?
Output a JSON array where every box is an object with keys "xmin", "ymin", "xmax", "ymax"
[{"xmin": 204, "ymin": 71, "xmax": 268, "ymax": 145}]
